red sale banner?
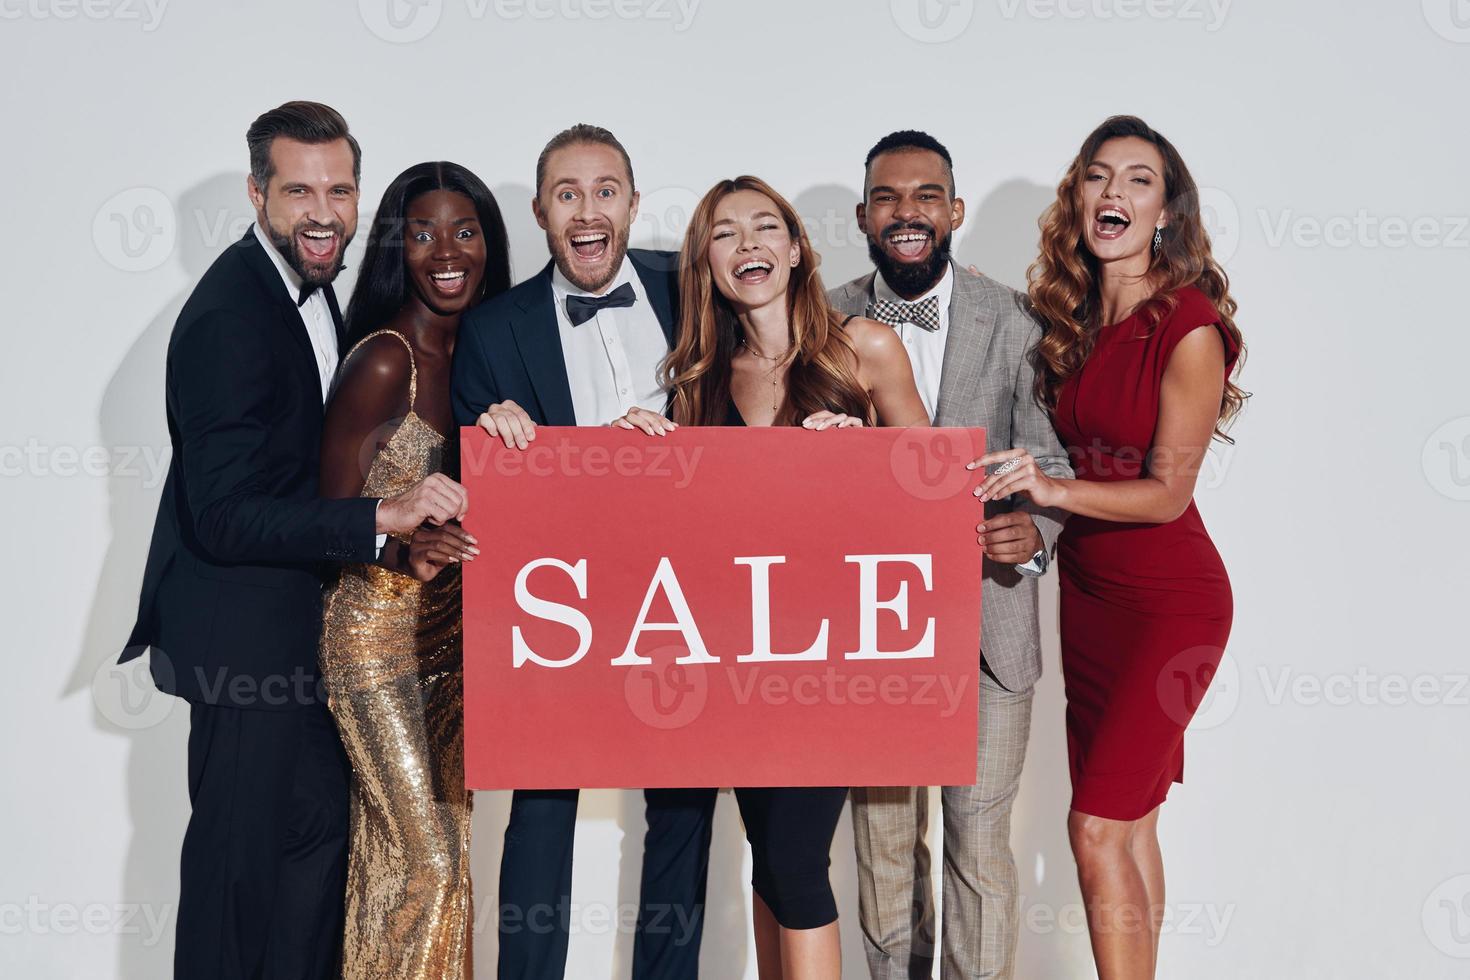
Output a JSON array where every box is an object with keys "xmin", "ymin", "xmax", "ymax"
[{"xmin": 460, "ymin": 425, "xmax": 985, "ymax": 789}]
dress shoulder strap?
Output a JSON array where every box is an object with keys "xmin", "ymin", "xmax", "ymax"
[
  {"xmin": 344, "ymin": 329, "xmax": 418, "ymax": 411},
  {"xmin": 840, "ymin": 313, "xmax": 859, "ymax": 327}
]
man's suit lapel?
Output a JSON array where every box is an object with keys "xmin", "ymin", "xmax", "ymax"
[
  {"xmin": 935, "ymin": 262, "xmax": 998, "ymax": 423},
  {"xmin": 512, "ymin": 262, "xmax": 577, "ymax": 426},
  {"xmin": 238, "ymin": 230, "xmax": 326, "ymax": 402}
]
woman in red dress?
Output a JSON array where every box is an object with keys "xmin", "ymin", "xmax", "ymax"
[{"xmin": 973, "ymin": 115, "xmax": 1247, "ymax": 979}]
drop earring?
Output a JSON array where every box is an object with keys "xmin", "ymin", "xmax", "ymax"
[{"xmin": 1152, "ymin": 227, "xmax": 1163, "ymax": 253}]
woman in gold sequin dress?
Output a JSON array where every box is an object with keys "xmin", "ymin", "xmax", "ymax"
[{"xmin": 318, "ymin": 162, "xmax": 511, "ymax": 978}]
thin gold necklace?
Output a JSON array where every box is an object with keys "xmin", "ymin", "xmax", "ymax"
[{"xmin": 739, "ymin": 339, "xmax": 788, "ymax": 414}]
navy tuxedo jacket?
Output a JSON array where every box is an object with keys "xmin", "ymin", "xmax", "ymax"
[{"xmin": 451, "ymin": 249, "xmax": 679, "ymax": 427}]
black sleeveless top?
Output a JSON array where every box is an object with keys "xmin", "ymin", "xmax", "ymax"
[{"xmin": 726, "ymin": 314, "xmax": 858, "ymax": 427}]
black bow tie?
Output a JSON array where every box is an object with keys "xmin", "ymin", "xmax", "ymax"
[
  {"xmin": 297, "ymin": 281, "xmax": 333, "ymax": 308},
  {"xmin": 565, "ymin": 282, "xmax": 636, "ymax": 326}
]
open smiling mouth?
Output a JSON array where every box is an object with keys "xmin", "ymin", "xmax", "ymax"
[
  {"xmin": 569, "ymin": 232, "xmax": 609, "ymax": 262},
  {"xmin": 733, "ymin": 260, "xmax": 773, "ymax": 285},
  {"xmin": 429, "ymin": 269, "xmax": 468, "ymax": 297},
  {"xmin": 299, "ymin": 227, "xmax": 339, "ymax": 261},
  {"xmin": 886, "ymin": 229, "xmax": 931, "ymax": 259},
  {"xmin": 1094, "ymin": 207, "xmax": 1131, "ymax": 241}
]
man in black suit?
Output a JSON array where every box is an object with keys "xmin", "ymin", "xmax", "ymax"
[
  {"xmin": 451, "ymin": 124, "xmax": 713, "ymax": 980},
  {"xmin": 122, "ymin": 102, "xmax": 468, "ymax": 980}
]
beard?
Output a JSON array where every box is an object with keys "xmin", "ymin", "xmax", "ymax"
[
  {"xmin": 867, "ymin": 221, "xmax": 953, "ymax": 299},
  {"xmin": 548, "ymin": 222, "xmax": 632, "ymax": 293},
  {"xmin": 264, "ymin": 214, "xmax": 350, "ymax": 287}
]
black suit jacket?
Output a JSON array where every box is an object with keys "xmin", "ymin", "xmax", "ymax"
[
  {"xmin": 121, "ymin": 229, "xmax": 379, "ymax": 709},
  {"xmin": 451, "ymin": 249, "xmax": 680, "ymax": 427}
]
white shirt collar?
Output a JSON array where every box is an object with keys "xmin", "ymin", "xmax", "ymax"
[
  {"xmin": 873, "ymin": 261, "xmax": 954, "ymax": 312},
  {"xmin": 551, "ymin": 253, "xmax": 639, "ymax": 301},
  {"xmin": 251, "ymin": 220, "xmax": 307, "ymax": 300}
]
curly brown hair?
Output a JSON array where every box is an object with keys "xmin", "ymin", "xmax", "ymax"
[{"xmin": 1028, "ymin": 115, "xmax": 1248, "ymax": 440}]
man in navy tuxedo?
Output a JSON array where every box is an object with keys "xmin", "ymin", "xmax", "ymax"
[{"xmin": 451, "ymin": 124, "xmax": 713, "ymax": 980}]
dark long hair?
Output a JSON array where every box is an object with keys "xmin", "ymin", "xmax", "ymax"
[
  {"xmin": 344, "ymin": 161, "xmax": 512, "ymax": 346},
  {"xmin": 663, "ymin": 176, "xmax": 872, "ymax": 427},
  {"xmin": 1028, "ymin": 115, "xmax": 1247, "ymax": 440}
]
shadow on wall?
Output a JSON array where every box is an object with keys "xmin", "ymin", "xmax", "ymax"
[
  {"xmin": 494, "ymin": 181, "xmax": 549, "ymax": 283},
  {"xmin": 954, "ymin": 177, "xmax": 1055, "ymax": 294},
  {"xmin": 69, "ymin": 172, "xmax": 255, "ymax": 980}
]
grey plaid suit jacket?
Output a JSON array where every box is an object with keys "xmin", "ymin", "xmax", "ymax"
[{"xmin": 829, "ymin": 262, "xmax": 1072, "ymax": 691}]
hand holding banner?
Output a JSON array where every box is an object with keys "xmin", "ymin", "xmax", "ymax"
[{"xmin": 461, "ymin": 425, "xmax": 985, "ymax": 789}]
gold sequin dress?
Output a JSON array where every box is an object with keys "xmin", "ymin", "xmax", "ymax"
[{"xmin": 320, "ymin": 329, "xmax": 471, "ymax": 978}]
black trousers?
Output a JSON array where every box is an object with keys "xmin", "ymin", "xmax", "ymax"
[
  {"xmin": 497, "ymin": 787, "xmax": 717, "ymax": 980},
  {"xmin": 174, "ymin": 701, "xmax": 350, "ymax": 980}
]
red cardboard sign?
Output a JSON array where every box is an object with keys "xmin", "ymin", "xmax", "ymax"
[{"xmin": 460, "ymin": 425, "xmax": 985, "ymax": 789}]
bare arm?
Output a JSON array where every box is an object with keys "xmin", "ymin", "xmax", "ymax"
[
  {"xmin": 849, "ymin": 317, "xmax": 930, "ymax": 428},
  {"xmin": 975, "ymin": 324, "xmax": 1227, "ymax": 524}
]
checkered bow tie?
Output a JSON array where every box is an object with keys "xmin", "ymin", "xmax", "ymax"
[{"xmin": 865, "ymin": 295, "xmax": 941, "ymax": 332}]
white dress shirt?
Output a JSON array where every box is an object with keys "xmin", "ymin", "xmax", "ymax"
[
  {"xmin": 253, "ymin": 222, "xmax": 386, "ymax": 555},
  {"xmin": 252, "ymin": 221, "xmax": 339, "ymax": 403},
  {"xmin": 872, "ymin": 263, "xmax": 954, "ymax": 422},
  {"xmin": 551, "ymin": 258, "xmax": 669, "ymax": 424}
]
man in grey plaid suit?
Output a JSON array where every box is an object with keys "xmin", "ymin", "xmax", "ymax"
[{"xmin": 828, "ymin": 131, "xmax": 1073, "ymax": 979}]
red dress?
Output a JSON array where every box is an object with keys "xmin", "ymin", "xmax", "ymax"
[{"xmin": 1052, "ymin": 285, "xmax": 1239, "ymax": 821}]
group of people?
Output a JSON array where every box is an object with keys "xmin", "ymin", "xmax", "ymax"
[{"xmin": 122, "ymin": 100, "xmax": 1246, "ymax": 980}]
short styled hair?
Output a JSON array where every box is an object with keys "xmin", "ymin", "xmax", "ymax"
[
  {"xmin": 863, "ymin": 129, "xmax": 955, "ymax": 198},
  {"xmin": 247, "ymin": 101, "xmax": 361, "ymax": 190},
  {"xmin": 535, "ymin": 123, "xmax": 636, "ymax": 197}
]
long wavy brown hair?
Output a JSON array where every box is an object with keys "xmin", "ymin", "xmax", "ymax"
[
  {"xmin": 662, "ymin": 176, "xmax": 872, "ymax": 427},
  {"xmin": 1028, "ymin": 115, "xmax": 1248, "ymax": 440}
]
